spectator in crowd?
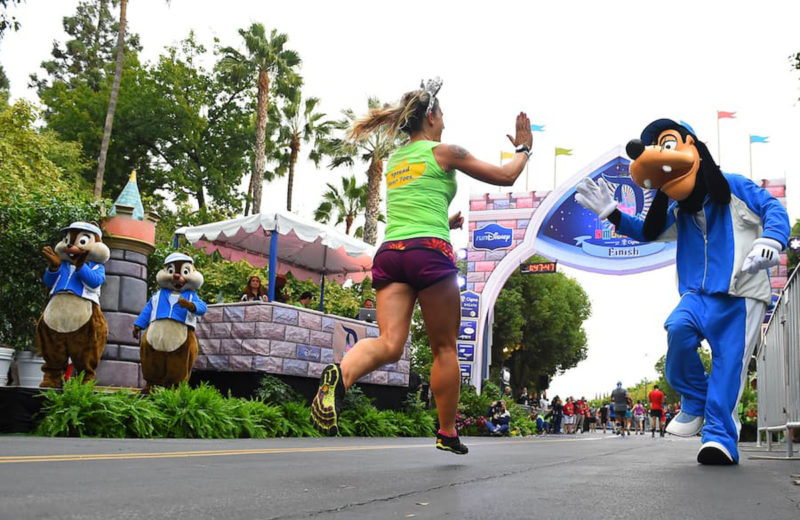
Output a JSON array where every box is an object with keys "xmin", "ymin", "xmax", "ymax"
[
  {"xmin": 599, "ymin": 402, "xmax": 610, "ymax": 434},
  {"xmin": 539, "ymin": 392, "xmax": 549, "ymax": 411},
  {"xmin": 485, "ymin": 400, "xmax": 511, "ymax": 436},
  {"xmin": 536, "ymin": 410, "xmax": 549, "ymax": 434},
  {"xmin": 241, "ymin": 275, "xmax": 269, "ymax": 302},
  {"xmin": 575, "ymin": 397, "xmax": 588, "ymax": 433},
  {"xmin": 273, "ymin": 274, "xmax": 288, "ymax": 303},
  {"xmin": 611, "ymin": 381, "xmax": 630, "ymax": 436},
  {"xmin": 648, "ymin": 384, "xmax": 666, "ymax": 437},
  {"xmin": 563, "ymin": 396, "xmax": 575, "ymax": 434},
  {"xmin": 517, "ymin": 387, "xmax": 530, "ymax": 406},
  {"xmin": 633, "ymin": 400, "xmax": 646, "ymax": 435},
  {"xmin": 503, "ymin": 386, "xmax": 513, "ymax": 400},
  {"xmin": 295, "ymin": 291, "xmax": 313, "ymax": 309},
  {"xmin": 363, "ymin": 297, "xmax": 375, "ymax": 309},
  {"xmin": 550, "ymin": 395, "xmax": 563, "ymax": 433}
]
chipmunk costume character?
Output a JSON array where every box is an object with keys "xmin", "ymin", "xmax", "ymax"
[
  {"xmin": 36, "ymin": 221, "xmax": 110, "ymax": 388},
  {"xmin": 133, "ymin": 252, "xmax": 206, "ymax": 393},
  {"xmin": 576, "ymin": 119, "xmax": 790, "ymax": 465}
]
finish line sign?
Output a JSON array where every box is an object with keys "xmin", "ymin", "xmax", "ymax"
[{"xmin": 520, "ymin": 261, "xmax": 557, "ymax": 274}]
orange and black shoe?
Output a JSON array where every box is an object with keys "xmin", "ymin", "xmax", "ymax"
[
  {"xmin": 310, "ymin": 364, "xmax": 345, "ymax": 436},
  {"xmin": 435, "ymin": 429, "xmax": 469, "ymax": 455}
]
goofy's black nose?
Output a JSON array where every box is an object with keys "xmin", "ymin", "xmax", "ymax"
[{"xmin": 626, "ymin": 139, "xmax": 645, "ymax": 160}]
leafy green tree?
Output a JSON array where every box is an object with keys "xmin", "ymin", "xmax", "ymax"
[
  {"xmin": 0, "ymin": 100, "xmax": 90, "ymax": 200},
  {"xmin": 218, "ymin": 24, "xmax": 301, "ymax": 216},
  {"xmin": 270, "ymin": 89, "xmax": 334, "ymax": 212},
  {"xmin": 135, "ymin": 34, "xmax": 252, "ymax": 210},
  {"xmin": 317, "ymin": 97, "xmax": 403, "ymax": 245},
  {"xmin": 314, "ymin": 175, "xmax": 368, "ymax": 235},
  {"xmin": 0, "ymin": 0, "xmax": 23, "ymax": 41},
  {"xmin": 29, "ymin": 0, "xmax": 141, "ymax": 93},
  {"xmin": 492, "ymin": 255, "xmax": 592, "ymax": 392}
]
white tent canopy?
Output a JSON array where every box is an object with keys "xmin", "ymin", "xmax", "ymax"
[{"xmin": 175, "ymin": 211, "xmax": 376, "ymax": 284}]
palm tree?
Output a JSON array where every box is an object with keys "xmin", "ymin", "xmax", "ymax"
[
  {"xmin": 93, "ymin": 0, "xmax": 127, "ymax": 198},
  {"xmin": 314, "ymin": 175, "xmax": 367, "ymax": 235},
  {"xmin": 219, "ymin": 24, "xmax": 300, "ymax": 215},
  {"xmin": 274, "ymin": 89, "xmax": 334, "ymax": 212},
  {"xmin": 318, "ymin": 98, "xmax": 403, "ymax": 245}
]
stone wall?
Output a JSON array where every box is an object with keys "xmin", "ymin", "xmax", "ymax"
[
  {"xmin": 195, "ymin": 302, "xmax": 410, "ymax": 387},
  {"xmin": 96, "ymin": 248, "xmax": 148, "ymax": 387}
]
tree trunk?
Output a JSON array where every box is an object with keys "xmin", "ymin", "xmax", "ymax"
[
  {"xmin": 345, "ymin": 214, "xmax": 354, "ymax": 235},
  {"xmin": 286, "ymin": 133, "xmax": 300, "ymax": 212},
  {"xmin": 93, "ymin": 0, "xmax": 127, "ymax": 198},
  {"xmin": 196, "ymin": 186, "xmax": 206, "ymax": 209},
  {"xmin": 244, "ymin": 167, "xmax": 255, "ymax": 215},
  {"xmin": 251, "ymin": 68, "xmax": 270, "ymax": 215},
  {"xmin": 363, "ymin": 157, "xmax": 383, "ymax": 245}
]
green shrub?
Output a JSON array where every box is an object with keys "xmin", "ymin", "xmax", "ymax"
[
  {"xmin": 279, "ymin": 401, "xmax": 321, "ymax": 437},
  {"xmin": 256, "ymin": 374, "xmax": 301, "ymax": 405},
  {"xmin": 458, "ymin": 385, "xmax": 494, "ymax": 419},
  {"xmin": 341, "ymin": 407, "xmax": 399, "ymax": 437},
  {"xmin": 36, "ymin": 375, "xmax": 132, "ymax": 438},
  {"xmin": 149, "ymin": 382, "xmax": 238, "ymax": 439}
]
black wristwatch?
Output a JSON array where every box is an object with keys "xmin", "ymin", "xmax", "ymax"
[{"xmin": 515, "ymin": 144, "xmax": 532, "ymax": 158}]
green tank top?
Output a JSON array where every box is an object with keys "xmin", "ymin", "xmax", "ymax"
[{"xmin": 383, "ymin": 140, "xmax": 457, "ymax": 242}]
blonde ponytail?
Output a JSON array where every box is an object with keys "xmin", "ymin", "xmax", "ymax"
[{"xmin": 347, "ymin": 90, "xmax": 432, "ymax": 142}]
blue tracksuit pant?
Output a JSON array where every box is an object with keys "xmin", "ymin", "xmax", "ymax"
[{"xmin": 665, "ymin": 292, "xmax": 765, "ymax": 461}]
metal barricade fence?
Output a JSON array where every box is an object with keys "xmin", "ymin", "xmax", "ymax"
[{"xmin": 756, "ymin": 265, "xmax": 800, "ymax": 458}]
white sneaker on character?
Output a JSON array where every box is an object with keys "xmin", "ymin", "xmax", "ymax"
[
  {"xmin": 697, "ymin": 441, "xmax": 736, "ymax": 465},
  {"xmin": 665, "ymin": 411, "xmax": 704, "ymax": 437}
]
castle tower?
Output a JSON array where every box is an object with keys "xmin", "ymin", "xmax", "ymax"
[{"xmin": 96, "ymin": 171, "xmax": 159, "ymax": 387}]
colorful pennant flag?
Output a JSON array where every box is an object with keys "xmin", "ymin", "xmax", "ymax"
[
  {"xmin": 555, "ymin": 147, "xmax": 572, "ymax": 156},
  {"xmin": 750, "ymin": 135, "xmax": 769, "ymax": 143},
  {"xmin": 717, "ymin": 110, "xmax": 736, "ymax": 119},
  {"xmin": 530, "ymin": 124, "xmax": 546, "ymax": 132},
  {"xmin": 501, "ymin": 151, "xmax": 515, "ymax": 160}
]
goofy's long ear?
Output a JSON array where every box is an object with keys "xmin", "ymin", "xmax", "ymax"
[
  {"xmin": 695, "ymin": 140, "xmax": 730, "ymax": 205},
  {"xmin": 642, "ymin": 190, "xmax": 669, "ymax": 241}
]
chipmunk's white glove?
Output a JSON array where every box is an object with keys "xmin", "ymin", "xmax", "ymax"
[
  {"xmin": 575, "ymin": 177, "xmax": 617, "ymax": 219},
  {"xmin": 741, "ymin": 238, "xmax": 782, "ymax": 274}
]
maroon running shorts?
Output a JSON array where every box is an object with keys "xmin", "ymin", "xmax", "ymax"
[{"xmin": 372, "ymin": 237, "xmax": 458, "ymax": 291}]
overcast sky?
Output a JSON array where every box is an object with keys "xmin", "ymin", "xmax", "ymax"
[{"xmin": 2, "ymin": 0, "xmax": 798, "ymax": 399}]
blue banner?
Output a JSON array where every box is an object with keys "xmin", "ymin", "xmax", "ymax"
[
  {"xmin": 457, "ymin": 343, "xmax": 475, "ymax": 361},
  {"xmin": 460, "ymin": 291, "xmax": 480, "ymax": 318},
  {"xmin": 459, "ymin": 363, "xmax": 473, "ymax": 378},
  {"xmin": 473, "ymin": 223, "xmax": 514, "ymax": 251},
  {"xmin": 458, "ymin": 320, "xmax": 477, "ymax": 341}
]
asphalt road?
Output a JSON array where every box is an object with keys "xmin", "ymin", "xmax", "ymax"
[{"xmin": 0, "ymin": 433, "xmax": 798, "ymax": 520}]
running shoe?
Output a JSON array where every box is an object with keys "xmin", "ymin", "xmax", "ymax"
[
  {"xmin": 310, "ymin": 364, "xmax": 345, "ymax": 436},
  {"xmin": 436, "ymin": 431, "xmax": 469, "ymax": 455},
  {"xmin": 697, "ymin": 441, "xmax": 736, "ymax": 465}
]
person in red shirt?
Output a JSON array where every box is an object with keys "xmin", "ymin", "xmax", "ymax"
[
  {"xmin": 563, "ymin": 397, "xmax": 576, "ymax": 434},
  {"xmin": 648, "ymin": 384, "xmax": 666, "ymax": 437}
]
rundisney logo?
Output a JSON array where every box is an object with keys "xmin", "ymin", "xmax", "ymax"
[{"xmin": 475, "ymin": 232, "xmax": 512, "ymax": 242}]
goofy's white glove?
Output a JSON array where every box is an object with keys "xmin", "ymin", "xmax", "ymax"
[
  {"xmin": 741, "ymin": 238, "xmax": 782, "ymax": 274},
  {"xmin": 575, "ymin": 177, "xmax": 617, "ymax": 219}
]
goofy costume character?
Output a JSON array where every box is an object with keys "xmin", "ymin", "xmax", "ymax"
[{"xmin": 576, "ymin": 119, "xmax": 790, "ymax": 465}]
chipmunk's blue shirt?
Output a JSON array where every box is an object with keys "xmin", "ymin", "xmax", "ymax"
[
  {"xmin": 134, "ymin": 288, "xmax": 207, "ymax": 329},
  {"xmin": 42, "ymin": 262, "xmax": 105, "ymax": 305}
]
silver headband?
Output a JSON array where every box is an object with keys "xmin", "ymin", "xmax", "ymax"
[{"xmin": 420, "ymin": 77, "xmax": 443, "ymax": 115}]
